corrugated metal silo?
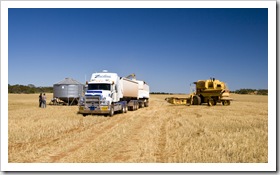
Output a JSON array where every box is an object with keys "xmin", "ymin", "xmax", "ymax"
[{"xmin": 53, "ymin": 78, "xmax": 84, "ymax": 105}]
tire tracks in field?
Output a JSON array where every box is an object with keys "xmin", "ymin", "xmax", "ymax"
[
  {"xmin": 155, "ymin": 115, "xmax": 171, "ymax": 163},
  {"xmin": 29, "ymin": 114, "xmax": 129, "ymax": 163},
  {"xmin": 10, "ymin": 118, "xmax": 113, "ymax": 158},
  {"xmin": 154, "ymin": 108, "xmax": 209, "ymax": 163},
  {"xmin": 49, "ymin": 115, "xmax": 130, "ymax": 162},
  {"xmin": 96, "ymin": 111, "xmax": 150, "ymax": 162}
]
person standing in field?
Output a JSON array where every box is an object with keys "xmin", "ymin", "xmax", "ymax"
[
  {"xmin": 39, "ymin": 93, "xmax": 42, "ymax": 107},
  {"xmin": 42, "ymin": 93, "xmax": 47, "ymax": 108}
]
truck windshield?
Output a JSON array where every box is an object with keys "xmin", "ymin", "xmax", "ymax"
[{"xmin": 88, "ymin": 84, "xmax": 111, "ymax": 91}]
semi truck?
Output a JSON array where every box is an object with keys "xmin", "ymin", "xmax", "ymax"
[
  {"xmin": 78, "ymin": 70, "xmax": 149, "ymax": 117},
  {"xmin": 165, "ymin": 78, "xmax": 232, "ymax": 106}
]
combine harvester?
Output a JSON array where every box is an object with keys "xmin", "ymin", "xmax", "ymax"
[
  {"xmin": 78, "ymin": 70, "xmax": 149, "ymax": 117},
  {"xmin": 165, "ymin": 78, "xmax": 232, "ymax": 106}
]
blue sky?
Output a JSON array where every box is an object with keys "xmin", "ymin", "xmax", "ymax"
[{"xmin": 8, "ymin": 8, "xmax": 268, "ymax": 93}]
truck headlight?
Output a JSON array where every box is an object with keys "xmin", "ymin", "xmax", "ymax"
[{"xmin": 101, "ymin": 97, "xmax": 107, "ymax": 105}]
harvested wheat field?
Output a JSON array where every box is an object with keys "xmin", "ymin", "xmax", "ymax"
[{"xmin": 8, "ymin": 93, "xmax": 268, "ymax": 163}]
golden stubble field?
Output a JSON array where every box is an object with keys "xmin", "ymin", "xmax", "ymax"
[{"xmin": 8, "ymin": 93, "xmax": 268, "ymax": 163}]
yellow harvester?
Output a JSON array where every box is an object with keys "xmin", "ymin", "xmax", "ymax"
[{"xmin": 165, "ymin": 78, "xmax": 232, "ymax": 106}]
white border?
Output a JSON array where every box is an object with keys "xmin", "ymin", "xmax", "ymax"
[
  {"xmin": 1, "ymin": 0, "xmax": 276, "ymax": 172},
  {"xmin": 1, "ymin": 162, "xmax": 276, "ymax": 171},
  {"xmin": 0, "ymin": 1, "xmax": 276, "ymax": 8}
]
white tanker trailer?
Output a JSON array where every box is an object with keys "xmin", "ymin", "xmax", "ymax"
[{"xmin": 78, "ymin": 70, "xmax": 149, "ymax": 117}]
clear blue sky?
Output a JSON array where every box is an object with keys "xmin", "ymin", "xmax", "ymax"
[{"xmin": 8, "ymin": 8, "xmax": 268, "ymax": 93}]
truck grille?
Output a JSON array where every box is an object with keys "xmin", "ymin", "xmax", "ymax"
[{"xmin": 85, "ymin": 96, "xmax": 100, "ymax": 107}]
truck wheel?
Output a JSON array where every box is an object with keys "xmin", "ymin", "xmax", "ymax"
[
  {"xmin": 83, "ymin": 114, "xmax": 87, "ymax": 117},
  {"xmin": 109, "ymin": 106, "xmax": 114, "ymax": 117},
  {"xmin": 208, "ymin": 98, "xmax": 214, "ymax": 106},
  {"xmin": 192, "ymin": 95, "xmax": 201, "ymax": 105}
]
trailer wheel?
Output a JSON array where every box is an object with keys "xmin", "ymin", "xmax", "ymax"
[
  {"xmin": 192, "ymin": 95, "xmax": 201, "ymax": 105},
  {"xmin": 144, "ymin": 101, "xmax": 149, "ymax": 107},
  {"xmin": 83, "ymin": 114, "xmax": 87, "ymax": 117},
  {"xmin": 208, "ymin": 98, "xmax": 214, "ymax": 106},
  {"xmin": 121, "ymin": 105, "xmax": 126, "ymax": 113},
  {"xmin": 124, "ymin": 106, "xmax": 128, "ymax": 113}
]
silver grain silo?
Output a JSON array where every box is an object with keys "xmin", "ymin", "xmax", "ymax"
[{"xmin": 53, "ymin": 78, "xmax": 84, "ymax": 105}]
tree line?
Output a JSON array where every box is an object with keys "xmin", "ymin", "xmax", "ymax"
[
  {"xmin": 151, "ymin": 89, "xmax": 268, "ymax": 95},
  {"xmin": 8, "ymin": 84, "xmax": 268, "ymax": 95},
  {"xmin": 150, "ymin": 92, "xmax": 174, "ymax": 95},
  {"xmin": 231, "ymin": 89, "xmax": 268, "ymax": 95},
  {"xmin": 8, "ymin": 84, "xmax": 53, "ymax": 94}
]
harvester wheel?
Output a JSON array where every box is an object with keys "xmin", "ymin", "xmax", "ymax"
[
  {"xmin": 213, "ymin": 100, "xmax": 217, "ymax": 106},
  {"xmin": 222, "ymin": 100, "xmax": 230, "ymax": 106},
  {"xmin": 208, "ymin": 98, "xmax": 214, "ymax": 106},
  {"xmin": 192, "ymin": 95, "xmax": 201, "ymax": 105}
]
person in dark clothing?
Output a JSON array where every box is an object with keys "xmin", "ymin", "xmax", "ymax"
[{"xmin": 39, "ymin": 93, "xmax": 42, "ymax": 107}]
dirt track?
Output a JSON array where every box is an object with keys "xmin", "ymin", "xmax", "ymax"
[{"xmin": 8, "ymin": 94, "xmax": 268, "ymax": 163}]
